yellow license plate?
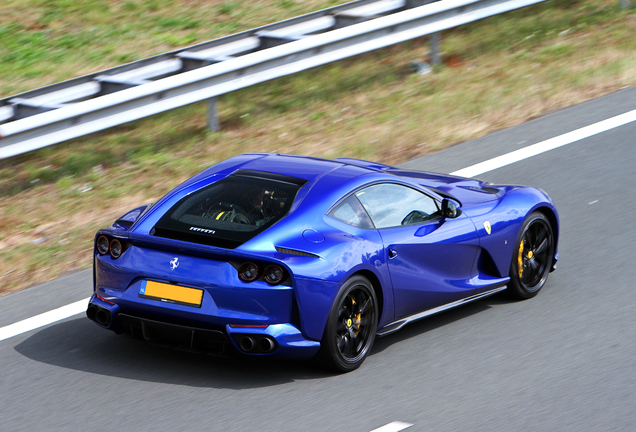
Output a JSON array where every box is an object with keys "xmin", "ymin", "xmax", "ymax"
[{"xmin": 139, "ymin": 280, "xmax": 203, "ymax": 308}]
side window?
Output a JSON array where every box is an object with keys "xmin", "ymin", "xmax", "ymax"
[
  {"xmin": 327, "ymin": 194, "xmax": 375, "ymax": 229},
  {"xmin": 355, "ymin": 183, "xmax": 439, "ymax": 229}
]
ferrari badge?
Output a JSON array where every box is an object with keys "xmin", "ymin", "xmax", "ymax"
[{"xmin": 483, "ymin": 221, "xmax": 492, "ymax": 235}]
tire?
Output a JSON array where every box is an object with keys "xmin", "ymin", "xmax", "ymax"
[
  {"xmin": 318, "ymin": 276, "xmax": 378, "ymax": 372},
  {"xmin": 507, "ymin": 212, "xmax": 554, "ymax": 299}
]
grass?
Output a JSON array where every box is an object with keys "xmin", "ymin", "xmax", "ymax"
[
  {"xmin": 0, "ymin": 0, "xmax": 343, "ymax": 95},
  {"xmin": 0, "ymin": 0, "xmax": 635, "ymax": 295}
]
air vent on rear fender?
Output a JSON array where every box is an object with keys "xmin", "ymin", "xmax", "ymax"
[
  {"xmin": 275, "ymin": 247, "xmax": 319, "ymax": 258},
  {"xmin": 459, "ymin": 185, "xmax": 499, "ymax": 195},
  {"xmin": 481, "ymin": 186, "xmax": 500, "ymax": 194}
]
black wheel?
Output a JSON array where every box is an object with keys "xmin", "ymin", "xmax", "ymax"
[
  {"xmin": 508, "ymin": 212, "xmax": 554, "ymax": 299},
  {"xmin": 318, "ymin": 276, "xmax": 378, "ymax": 372}
]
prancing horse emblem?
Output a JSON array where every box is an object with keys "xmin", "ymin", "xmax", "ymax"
[
  {"xmin": 483, "ymin": 221, "xmax": 492, "ymax": 235},
  {"xmin": 170, "ymin": 257, "xmax": 179, "ymax": 271}
]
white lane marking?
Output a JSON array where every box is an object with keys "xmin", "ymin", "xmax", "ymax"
[
  {"xmin": 370, "ymin": 421, "xmax": 413, "ymax": 432},
  {"xmin": 3, "ymin": 107, "xmax": 636, "ymax": 342},
  {"xmin": 0, "ymin": 297, "xmax": 90, "ymax": 342},
  {"xmin": 451, "ymin": 108, "xmax": 636, "ymax": 178}
]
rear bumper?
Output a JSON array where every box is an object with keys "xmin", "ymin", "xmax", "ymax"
[
  {"xmin": 117, "ymin": 313, "xmax": 230, "ymax": 355},
  {"xmin": 86, "ymin": 294, "xmax": 320, "ymax": 359}
]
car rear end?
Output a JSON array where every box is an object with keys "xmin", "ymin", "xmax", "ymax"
[{"xmin": 87, "ymin": 169, "xmax": 321, "ymax": 358}]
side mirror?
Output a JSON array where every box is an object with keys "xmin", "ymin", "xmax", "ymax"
[{"xmin": 441, "ymin": 198, "xmax": 461, "ymax": 219}]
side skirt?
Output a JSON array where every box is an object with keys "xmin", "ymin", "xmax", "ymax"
[{"xmin": 376, "ymin": 285, "xmax": 507, "ymax": 337}]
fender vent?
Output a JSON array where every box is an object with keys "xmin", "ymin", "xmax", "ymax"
[
  {"xmin": 459, "ymin": 185, "xmax": 499, "ymax": 195},
  {"xmin": 275, "ymin": 247, "xmax": 319, "ymax": 258}
]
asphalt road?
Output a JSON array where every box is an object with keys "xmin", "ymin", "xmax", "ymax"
[{"xmin": 2, "ymin": 86, "xmax": 636, "ymax": 431}]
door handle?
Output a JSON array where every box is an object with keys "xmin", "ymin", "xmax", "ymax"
[{"xmin": 388, "ymin": 248, "xmax": 398, "ymax": 259}]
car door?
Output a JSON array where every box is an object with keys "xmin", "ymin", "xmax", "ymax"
[{"xmin": 355, "ymin": 183, "xmax": 480, "ymax": 319}]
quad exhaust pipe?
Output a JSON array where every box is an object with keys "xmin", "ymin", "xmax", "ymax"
[
  {"xmin": 238, "ymin": 335, "xmax": 276, "ymax": 353},
  {"xmin": 86, "ymin": 304, "xmax": 97, "ymax": 321},
  {"xmin": 96, "ymin": 309, "xmax": 111, "ymax": 326},
  {"xmin": 86, "ymin": 303, "xmax": 112, "ymax": 327},
  {"xmin": 258, "ymin": 337, "xmax": 275, "ymax": 353},
  {"xmin": 239, "ymin": 336, "xmax": 256, "ymax": 352}
]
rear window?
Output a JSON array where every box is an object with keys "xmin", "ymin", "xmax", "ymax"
[{"xmin": 152, "ymin": 173, "xmax": 303, "ymax": 248}]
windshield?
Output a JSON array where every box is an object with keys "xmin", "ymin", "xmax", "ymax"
[{"xmin": 152, "ymin": 173, "xmax": 302, "ymax": 248}]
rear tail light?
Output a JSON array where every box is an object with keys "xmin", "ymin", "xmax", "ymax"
[
  {"xmin": 97, "ymin": 236, "xmax": 110, "ymax": 255},
  {"xmin": 264, "ymin": 265, "xmax": 284, "ymax": 285},
  {"xmin": 95, "ymin": 293, "xmax": 116, "ymax": 305},
  {"xmin": 96, "ymin": 235, "xmax": 126, "ymax": 259},
  {"xmin": 236, "ymin": 262, "xmax": 286, "ymax": 285},
  {"xmin": 238, "ymin": 262, "xmax": 259, "ymax": 282},
  {"xmin": 110, "ymin": 239, "xmax": 123, "ymax": 259}
]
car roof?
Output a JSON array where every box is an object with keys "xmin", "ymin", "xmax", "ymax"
[
  {"xmin": 178, "ymin": 153, "xmax": 393, "ymax": 191},
  {"xmin": 237, "ymin": 153, "xmax": 395, "ymax": 182},
  {"xmin": 240, "ymin": 154, "xmax": 347, "ymax": 182}
]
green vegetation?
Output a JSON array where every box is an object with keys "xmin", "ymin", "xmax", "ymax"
[{"xmin": 0, "ymin": 0, "xmax": 634, "ymax": 294}]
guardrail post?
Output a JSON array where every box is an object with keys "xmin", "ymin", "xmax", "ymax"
[
  {"xmin": 430, "ymin": 32, "xmax": 441, "ymax": 65},
  {"xmin": 620, "ymin": 0, "xmax": 630, "ymax": 9},
  {"xmin": 208, "ymin": 98, "xmax": 220, "ymax": 132}
]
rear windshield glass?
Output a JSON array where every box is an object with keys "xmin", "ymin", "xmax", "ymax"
[{"xmin": 152, "ymin": 174, "xmax": 302, "ymax": 248}]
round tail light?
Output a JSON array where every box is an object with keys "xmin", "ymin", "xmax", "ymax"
[
  {"xmin": 264, "ymin": 265, "xmax": 284, "ymax": 285},
  {"xmin": 97, "ymin": 236, "xmax": 110, "ymax": 255},
  {"xmin": 110, "ymin": 239, "xmax": 123, "ymax": 259},
  {"xmin": 238, "ymin": 262, "xmax": 259, "ymax": 282}
]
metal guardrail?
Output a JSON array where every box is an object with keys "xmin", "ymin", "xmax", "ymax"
[
  {"xmin": 0, "ymin": 0, "xmax": 546, "ymax": 159},
  {"xmin": 0, "ymin": 0, "xmax": 415, "ymax": 123}
]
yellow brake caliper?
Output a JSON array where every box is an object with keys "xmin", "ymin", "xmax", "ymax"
[
  {"xmin": 518, "ymin": 240, "xmax": 525, "ymax": 278},
  {"xmin": 347, "ymin": 294, "xmax": 362, "ymax": 337},
  {"xmin": 353, "ymin": 312, "xmax": 362, "ymax": 337}
]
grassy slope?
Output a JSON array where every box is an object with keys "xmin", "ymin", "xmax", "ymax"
[{"xmin": 0, "ymin": 0, "xmax": 634, "ymax": 295}]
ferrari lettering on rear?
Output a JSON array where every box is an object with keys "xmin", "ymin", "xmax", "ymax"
[{"xmin": 189, "ymin": 226, "xmax": 215, "ymax": 234}]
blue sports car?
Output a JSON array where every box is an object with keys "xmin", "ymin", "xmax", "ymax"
[{"xmin": 87, "ymin": 153, "xmax": 559, "ymax": 371}]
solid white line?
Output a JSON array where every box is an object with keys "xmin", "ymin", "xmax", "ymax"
[
  {"xmin": 370, "ymin": 421, "xmax": 413, "ymax": 432},
  {"xmin": 0, "ymin": 297, "xmax": 90, "ymax": 342},
  {"xmin": 2, "ymin": 106, "xmax": 636, "ymax": 343},
  {"xmin": 451, "ymin": 108, "xmax": 636, "ymax": 178}
]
